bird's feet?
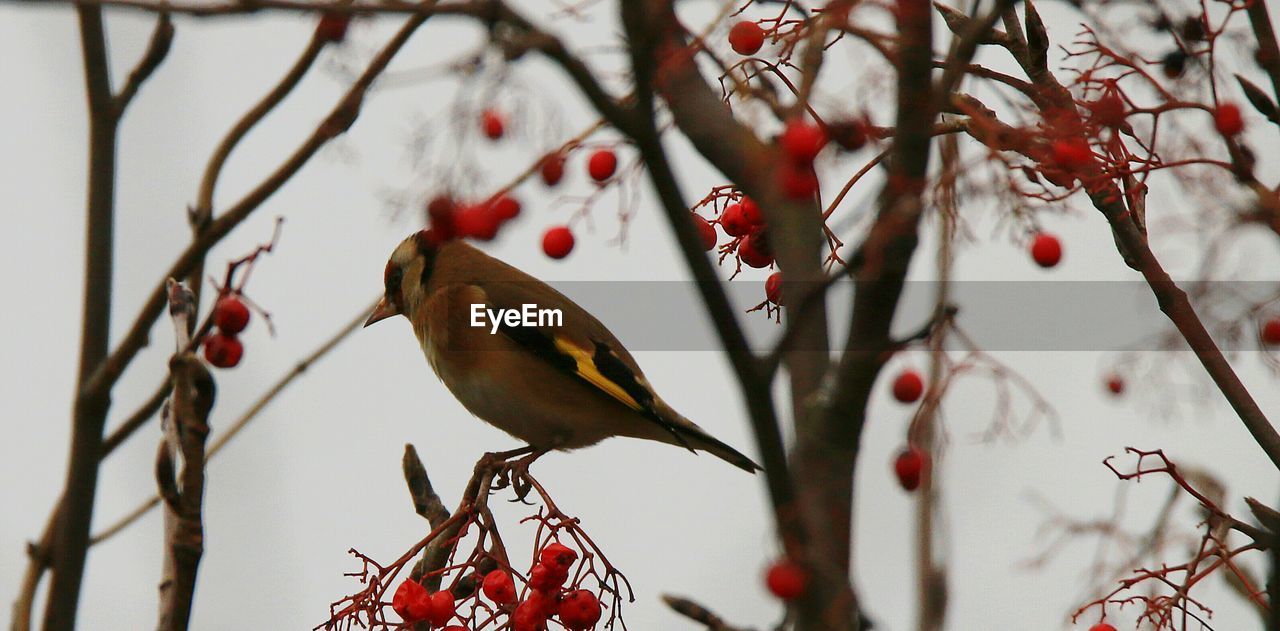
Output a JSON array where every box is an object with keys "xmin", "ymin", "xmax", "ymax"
[{"xmin": 482, "ymin": 446, "xmax": 548, "ymax": 502}]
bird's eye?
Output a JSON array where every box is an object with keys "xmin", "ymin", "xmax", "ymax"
[{"xmin": 384, "ymin": 263, "xmax": 404, "ymax": 296}]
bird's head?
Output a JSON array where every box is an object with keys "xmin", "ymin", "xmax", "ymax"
[{"xmin": 364, "ymin": 229, "xmax": 440, "ymax": 327}]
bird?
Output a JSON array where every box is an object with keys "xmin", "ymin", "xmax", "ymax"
[{"xmin": 364, "ymin": 229, "xmax": 760, "ymax": 473}]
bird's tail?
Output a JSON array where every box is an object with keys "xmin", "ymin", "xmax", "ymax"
[
  {"xmin": 677, "ymin": 425, "xmax": 761, "ymax": 474},
  {"xmin": 648, "ymin": 402, "xmax": 761, "ymax": 473},
  {"xmin": 692, "ymin": 433, "xmax": 762, "ymax": 474}
]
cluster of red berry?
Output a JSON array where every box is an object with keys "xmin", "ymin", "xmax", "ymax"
[
  {"xmin": 427, "ymin": 194, "xmax": 524, "ymax": 244},
  {"xmin": 777, "ymin": 119, "xmax": 828, "ymax": 200},
  {"xmin": 888, "ymin": 369, "xmax": 928, "ymax": 491},
  {"xmin": 500, "ymin": 542, "xmax": 602, "ymax": 631},
  {"xmin": 726, "ymin": 197, "xmax": 773, "ymax": 268},
  {"xmin": 203, "ymin": 295, "xmax": 251, "ymax": 369},
  {"xmin": 391, "ymin": 541, "xmax": 603, "ymax": 630},
  {"xmin": 390, "ymin": 579, "xmax": 460, "ymax": 629},
  {"xmin": 443, "ymin": 110, "xmax": 632, "ymax": 261}
]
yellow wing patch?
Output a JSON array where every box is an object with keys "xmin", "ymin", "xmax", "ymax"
[{"xmin": 552, "ymin": 337, "xmax": 644, "ymax": 412}]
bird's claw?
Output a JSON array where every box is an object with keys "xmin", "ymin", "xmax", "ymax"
[{"xmin": 482, "ymin": 448, "xmax": 544, "ymax": 503}]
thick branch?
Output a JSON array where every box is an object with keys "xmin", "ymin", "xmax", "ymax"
[
  {"xmin": 41, "ymin": 6, "xmax": 119, "ymax": 628},
  {"xmin": 402, "ymin": 444, "xmax": 450, "ymax": 528},
  {"xmin": 618, "ymin": 0, "xmax": 814, "ymax": 555},
  {"xmin": 156, "ymin": 280, "xmax": 215, "ymax": 631}
]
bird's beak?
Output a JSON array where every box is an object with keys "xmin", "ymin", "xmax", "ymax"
[{"xmin": 364, "ymin": 297, "xmax": 400, "ymax": 328}]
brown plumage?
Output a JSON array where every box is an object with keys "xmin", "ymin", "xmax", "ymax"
[{"xmin": 365, "ymin": 231, "xmax": 760, "ymax": 473}]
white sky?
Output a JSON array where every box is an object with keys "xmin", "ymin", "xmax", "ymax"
[{"xmin": 2, "ymin": 2, "xmax": 1279, "ymax": 630}]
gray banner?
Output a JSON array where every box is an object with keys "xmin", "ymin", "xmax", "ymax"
[{"xmin": 445, "ymin": 280, "xmax": 1280, "ymax": 352}]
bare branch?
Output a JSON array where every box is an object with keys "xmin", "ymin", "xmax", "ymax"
[
  {"xmin": 40, "ymin": 6, "xmax": 120, "ymax": 627},
  {"xmin": 156, "ymin": 279, "xmax": 216, "ymax": 631},
  {"xmin": 113, "ymin": 12, "xmax": 173, "ymax": 114},
  {"xmin": 661, "ymin": 594, "xmax": 755, "ymax": 631},
  {"xmin": 402, "ymin": 444, "xmax": 450, "ymax": 528},
  {"xmin": 89, "ymin": 301, "xmax": 374, "ymax": 546},
  {"xmin": 194, "ymin": 33, "xmax": 325, "ymax": 224},
  {"xmin": 101, "ymin": 379, "xmax": 170, "ymax": 457},
  {"xmin": 78, "ymin": 8, "xmax": 435, "ymax": 440}
]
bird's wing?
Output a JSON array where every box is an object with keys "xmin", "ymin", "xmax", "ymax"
[{"xmin": 472, "ymin": 279, "xmax": 695, "ymax": 450}]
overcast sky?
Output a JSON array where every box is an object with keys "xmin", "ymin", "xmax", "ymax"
[{"xmin": 3, "ymin": 2, "xmax": 1279, "ymax": 630}]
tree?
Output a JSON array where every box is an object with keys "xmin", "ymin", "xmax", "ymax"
[{"xmin": 6, "ymin": 0, "xmax": 1280, "ymax": 630}]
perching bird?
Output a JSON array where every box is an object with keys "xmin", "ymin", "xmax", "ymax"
[{"xmin": 364, "ymin": 230, "xmax": 760, "ymax": 473}]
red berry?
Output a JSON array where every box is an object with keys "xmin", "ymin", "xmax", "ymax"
[
  {"xmin": 528, "ymin": 563, "xmax": 569, "ymax": 591},
  {"xmin": 482, "ymin": 569, "xmax": 517, "ymax": 604},
  {"xmin": 214, "ymin": 296, "xmax": 250, "ymax": 334},
  {"xmin": 1181, "ymin": 15, "xmax": 1207, "ymax": 41},
  {"xmin": 1214, "ymin": 103, "xmax": 1244, "ymax": 136},
  {"xmin": 542, "ymin": 226, "xmax": 575, "ymax": 259},
  {"xmin": 391, "ymin": 579, "xmax": 429, "ymax": 622},
  {"xmin": 1089, "ymin": 624, "xmax": 1117, "ymax": 631},
  {"xmin": 557, "ymin": 590, "xmax": 602, "ymax": 630},
  {"xmin": 1105, "ymin": 374, "xmax": 1125, "ymax": 396},
  {"xmin": 1089, "ymin": 94, "xmax": 1127, "ymax": 128},
  {"xmin": 203, "ymin": 333, "xmax": 243, "ymax": 369},
  {"xmin": 829, "ymin": 118, "xmax": 868, "ymax": 151},
  {"xmin": 454, "ymin": 204, "xmax": 500, "ymax": 241},
  {"xmin": 1262, "ymin": 318, "xmax": 1280, "ymax": 345},
  {"xmin": 513, "ymin": 594, "xmax": 551, "ymax": 631},
  {"xmin": 587, "ymin": 149, "xmax": 618, "ymax": 182},
  {"xmin": 693, "ymin": 213, "xmax": 717, "ymax": 251},
  {"xmin": 526, "ymin": 588, "xmax": 557, "ymax": 617},
  {"xmin": 1040, "ymin": 167, "xmax": 1077, "ymax": 189},
  {"xmin": 894, "ymin": 447, "xmax": 928, "ymax": 491},
  {"xmin": 739, "ymin": 230, "xmax": 773, "ymax": 268},
  {"xmin": 441, "ymin": 627, "xmax": 468, "ymax": 631},
  {"xmin": 1030, "ymin": 232, "xmax": 1063, "ymax": 268},
  {"xmin": 764, "ymin": 559, "xmax": 807, "ymax": 600},
  {"xmin": 540, "ymin": 153, "xmax": 566, "ymax": 186},
  {"xmin": 780, "ymin": 119, "xmax": 828, "ymax": 165},
  {"xmin": 316, "ymin": 11, "xmax": 350, "ymax": 43},
  {"xmin": 891, "ymin": 370, "xmax": 923, "ymax": 403},
  {"xmin": 778, "ymin": 162, "xmax": 820, "ymax": 199},
  {"xmin": 728, "ymin": 20, "xmax": 765, "ymax": 55},
  {"xmin": 426, "ymin": 195, "xmax": 458, "ymax": 239},
  {"xmin": 765, "ymin": 272, "xmax": 783, "ymax": 305},
  {"xmin": 740, "ymin": 196, "xmax": 764, "ymax": 226},
  {"xmin": 1051, "ymin": 138, "xmax": 1092, "ymax": 170},
  {"xmin": 539, "ymin": 542, "xmax": 579, "ymax": 570},
  {"xmin": 424, "ymin": 590, "xmax": 456, "ymax": 627},
  {"xmin": 720, "ymin": 203, "xmax": 752, "ymax": 237},
  {"xmin": 481, "ymin": 109, "xmax": 506, "ymax": 140},
  {"xmin": 489, "ymin": 194, "xmax": 522, "ymax": 222},
  {"xmin": 1161, "ymin": 50, "xmax": 1188, "ymax": 78}
]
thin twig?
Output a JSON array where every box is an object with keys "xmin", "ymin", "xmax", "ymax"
[{"xmin": 112, "ymin": 12, "xmax": 173, "ymax": 114}]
